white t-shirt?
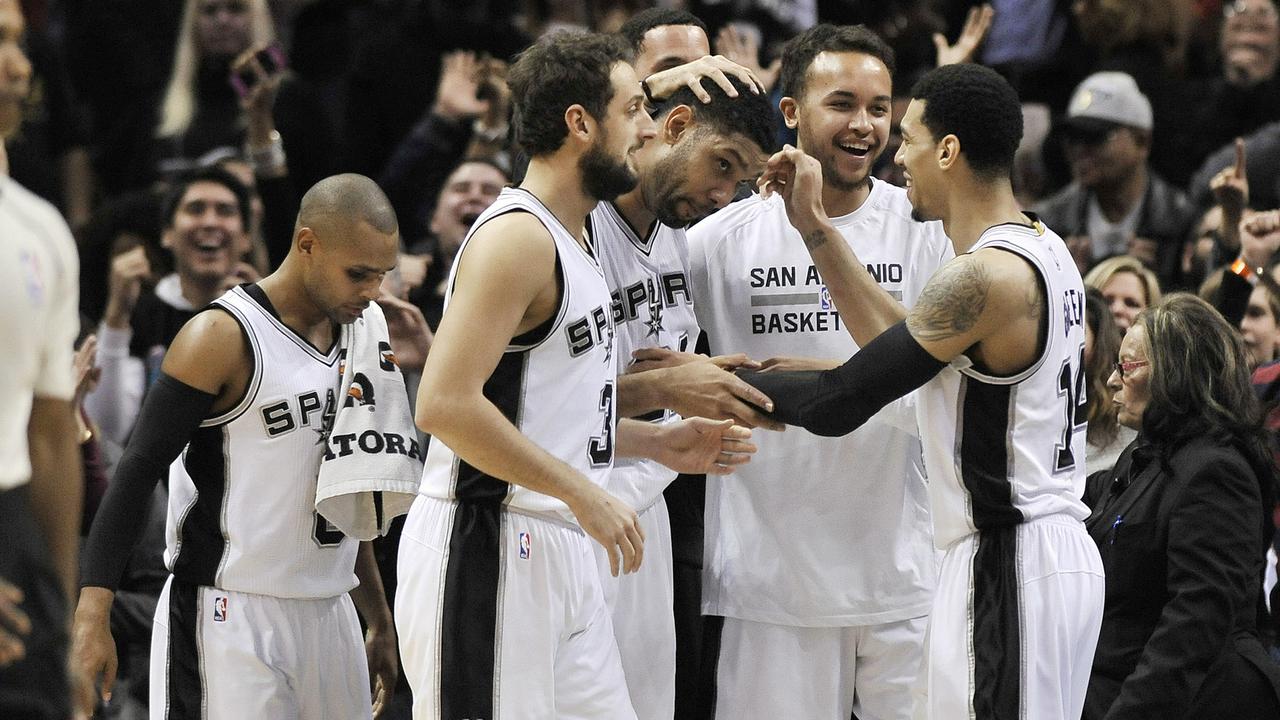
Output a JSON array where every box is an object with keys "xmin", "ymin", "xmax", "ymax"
[
  {"xmin": 688, "ymin": 181, "xmax": 951, "ymax": 626},
  {"xmin": 0, "ymin": 176, "xmax": 78, "ymax": 491}
]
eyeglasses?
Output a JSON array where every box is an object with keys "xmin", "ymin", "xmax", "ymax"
[
  {"xmin": 1224, "ymin": 0, "xmax": 1278, "ymax": 21},
  {"xmin": 1113, "ymin": 359, "xmax": 1149, "ymax": 378}
]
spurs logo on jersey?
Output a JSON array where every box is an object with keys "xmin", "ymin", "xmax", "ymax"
[
  {"xmin": 165, "ymin": 284, "xmax": 359, "ymax": 599},
  {"xmin": 418, "ymin": 188, "xmax": 618, "ymax": 521},
  {"xmin": 590, "ymin": 200, "xmax": 701, "ymax": 510}
]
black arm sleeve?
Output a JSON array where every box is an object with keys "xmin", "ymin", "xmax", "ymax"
[
  {"xmin": 737, "ymin": 320, "xmax": 948, "ymax": 437},
  {"xmin": 80, "ymin": 372, "xmax": 216, "ymax": 590}
]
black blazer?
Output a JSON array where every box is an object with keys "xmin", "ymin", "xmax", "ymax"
[{"xmin": 1082, "ymin": 437, "xmax": 1280, "ymax": 720}]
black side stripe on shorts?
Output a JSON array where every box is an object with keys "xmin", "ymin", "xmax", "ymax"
[
  {"xmin": 972, "ymin": 525, "xmax": 1022, "ymax": 720},
  {"xmin": 440, "ymin": 499, "xmax": 502, "ymax": 719},
  {"xmin": 698, "ymin": 615, "xmax": 726, "ymax": 720},
  {"xmin": 958, "ymin": 378, "xmax": 1022, "ymax": 530},
  {"xmin": 166, "ymin": 579, "xmax": 203, "ymax": 719}
]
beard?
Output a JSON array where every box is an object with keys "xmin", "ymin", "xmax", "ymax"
[
  {"xmin": 580, "ymin": 139, "xmax": 639, "ymax": 202},
  {"xmin": 646, "ymin": 152, "xmax": 693, "ymax": 227}
]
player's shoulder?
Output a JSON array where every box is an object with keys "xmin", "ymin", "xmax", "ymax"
[{"xmin": 688, "ymin": 193, "xmax": 781, "ymax": 253}]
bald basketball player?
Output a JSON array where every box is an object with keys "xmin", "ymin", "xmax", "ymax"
[{"xmin": 72, "ymin": 174, "xmax": 404, "ymax": 719}]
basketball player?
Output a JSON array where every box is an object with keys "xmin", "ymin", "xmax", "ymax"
[
  {"xmin": 394, "ymin": 31, "xmax": 755, "ymax": 720},
  {"xmin": 0, "ymin": 0, "xmax": 87, "ymax": 715},
  {"xmin": 591, "ymin": 52, "xmax": 775, "ymax": 720},
  {"xmin": 687, "ymin": 24, "xmax": 950, "ymax": 720},
  {"xmin": 741, "ymin": 63, "xmax": 1106, "ymax": 720},
  {"xmin": 71, "ymin": 174, "xmax": 403, "ymax": 718}
]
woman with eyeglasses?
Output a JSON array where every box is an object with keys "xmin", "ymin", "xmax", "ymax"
[{"xmin": 1081, "ymin": 293, "xmax": 1280, "ymax": 719}]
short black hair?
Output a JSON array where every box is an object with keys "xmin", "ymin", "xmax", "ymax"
[
  {"xmin": 778, "ymin": 24, "xmax": 895, "ymax": 101},
  {"xmin": 910, "ymin": 64, "xmax": 1022, "ymax": 180},
  {"xmin": 651, "ymin": 75, "xmax": 776, "ymax": 155},
  {"xmin": 161, "ymin": 165, "xmax": 251, "ymax": 230},
  {"xmin": 618, "ymin": 8, "xmax": 707, "ymax": 54},
  {"xmin": 507, "ymin": 31, "xmax": 633, "ymax": 156}
]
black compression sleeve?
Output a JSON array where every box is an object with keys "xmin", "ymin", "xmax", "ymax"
[
  {"xmin": 738, "ymin": 320, "xmax": 948, "ymax": 437},
  {"xmin": 80, "ymin": 372, "xmax": 216, "ymax": 590}
]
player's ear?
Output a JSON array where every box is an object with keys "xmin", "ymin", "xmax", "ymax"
[
  {"xmin": 564, "ymin": 104, "xmax": 593, "ymax": 145},
  {"xmin": 296, "ymin": 227, "xmax": 317, "ymax": 255},
  {"xmin": 937, "ymin": 134, "xmax": 960, "ymax": 171},
  {"xmin": 662, "ymin": 104, "xmax": 694, "ymax": 144},
  {"xmin": 780, "ymin": 96, "xmax": 799, "ymax": 129}
]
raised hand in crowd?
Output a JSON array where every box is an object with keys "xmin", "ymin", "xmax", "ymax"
[
  {"xmin": 1240, "ymin": 208, "xmax": 1280, "ymax": 270},
  {"xmin": 232, "ymin": 44, "xmax": 288, "ymax": 178},
  {"xmin": 1211, "ymin": 137, "xmax": 1250, "ymax": 251},
  {"xmin": 432, "ymin": 51, "xmax": 492, "ymax": 123},
  {"xmin": 934, "ymin": 3, "xmax": 994, "ymax": 67},
  {"xmin": 102, "ymin": 246, "xmax": 152, "ymax": 330},
  {"xmin": 377, "ymin": 292, "xmax": 434, "ymax": 371},
  {"xmin": 714, "ymin": 24, "xmax": 781, "ymax": 93}
]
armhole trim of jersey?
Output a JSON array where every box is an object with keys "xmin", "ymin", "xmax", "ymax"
[
  {"xmin": 199, "ymin": 303, "xmax": 262, "ymax": 427},
  {"xmin": 508, "ymin": 249, "xmax": 567, "ymax": 351},
  {"xmin": 958, "ymin": 241, "xmax": 1055, "ymax": 387}
]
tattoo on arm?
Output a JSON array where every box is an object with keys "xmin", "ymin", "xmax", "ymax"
[
  {"xmin": 906, "ymin": 256, "xmax": 991, "ymax": 342},
  {"xmin": 803, "ymin": 229, "xmax": 830, "ymax": 251}
]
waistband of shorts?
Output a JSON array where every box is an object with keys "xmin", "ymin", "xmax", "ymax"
[{"xmin": 427, "ymin": 495, "xmax": 588, "ymax": 534}]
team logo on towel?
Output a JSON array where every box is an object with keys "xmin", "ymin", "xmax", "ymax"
[
  {"xmin": 213, "ymin": 596, "xmax": 228, "ymax": 623},
  {"xmin": 519, "ymin": 532, "xmax": 531, "ymax": 560},
  {"xmin": 345, "ymin": 372, "xmax": 376, "ymax": 410}
]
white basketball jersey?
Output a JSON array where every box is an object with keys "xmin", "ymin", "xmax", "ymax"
[
  {"xmin": 165, "ymin": 285, "xmax": 359, "ymax": 599},
  {"xmin": 590, "ymin": 201, "xmax": 700, "ymax": 511},
  {"xmin": 919, "ymin": 218, "xmax": 1091, "ymax": 549},
  {"xmin": 418, "ymin": 188, "xmax": 617, "ymax": 521},
  {"xmin": 688, "ymin": 183, "xmax": 951, "ymax": 625}
]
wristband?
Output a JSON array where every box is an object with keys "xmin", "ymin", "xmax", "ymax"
[
  {"xmin": 1230, "ymin": 256, "xmax": 1262, "ymax": 286},
  {"xmin": 640, "ymin": 78, "xmax": 656, "ymax": 105}
]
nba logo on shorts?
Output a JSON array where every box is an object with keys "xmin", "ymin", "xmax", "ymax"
[
  {"xmin": 819, "ymin": 286, "xmax": 832, "ymax": 310},
  {"xmin": 213, "ymin": 596, "xmax": 228, "ymax": 623},
  {"xmin": 519, "ymin": 532, "xmax": 531, "ymax": 560}
]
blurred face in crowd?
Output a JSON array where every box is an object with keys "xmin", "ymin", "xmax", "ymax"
[
  {"xmin": 579, "ymin": 62, "xmax": 656, "ymax": 203},
  {"xmin": 429, "ymin": 161, "xmax": 506, "ymax": 256},
  {"xmin": 1221, "ymin": 0, "xmax": 1280, "ymax": 86},
  {"xmin": 1240, "ymin": 283, "xmax": 1280, "ymax": 367},
  {"xmin": 196, "ymin": 0, "xmax": 253, "ymax": 61},
  {"xmin": 163, "ymin": 180, "xmax": 246, "ymax": 284},
  {"xmin": 1108, "ymin": 322, "xmax": 1151, "ymax": 429},
  {"xmin": 638, "ymin": 112, "xmax": 765, "ymax": 226},
  {"xmin": 633, "ymin": 23, "xmax": 710, "ymax": 77},
  {"xmin": 785, "ymin": 51, "xmax": 892, "ymax": 197},
  {"xmin": 0, "ymin": 0, "xmax": 30, "ymax": 140},
  {"xmin": 1062, "ymin": 125, "xmax": 1147, "ymax": 191},
  {"xmin": 1101, "ymin": 270, "xmax": 1147, "ymax": 331}
]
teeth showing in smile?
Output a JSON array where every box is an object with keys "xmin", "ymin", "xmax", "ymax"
[{"xmin": 839, "ymin": 142, "xmax": 871, "ymax": 157}]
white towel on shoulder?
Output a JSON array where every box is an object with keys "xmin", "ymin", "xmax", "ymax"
[{"xmin": 315, "ymin": 301, "xmax": 422, "ymax": 540}]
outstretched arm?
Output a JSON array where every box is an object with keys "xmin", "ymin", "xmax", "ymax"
[{"xmin": 740, "ymin": 250, "xmax": 1038, "ymax": 436}]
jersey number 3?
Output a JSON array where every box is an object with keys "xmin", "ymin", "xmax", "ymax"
[
  {"xmin": 588, "ymin": 381, "xmax": 615, "ymax": 467},
  {"xmin": 1054, "ymin": 344, "xmax": 1088, "ymax": 473}
]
